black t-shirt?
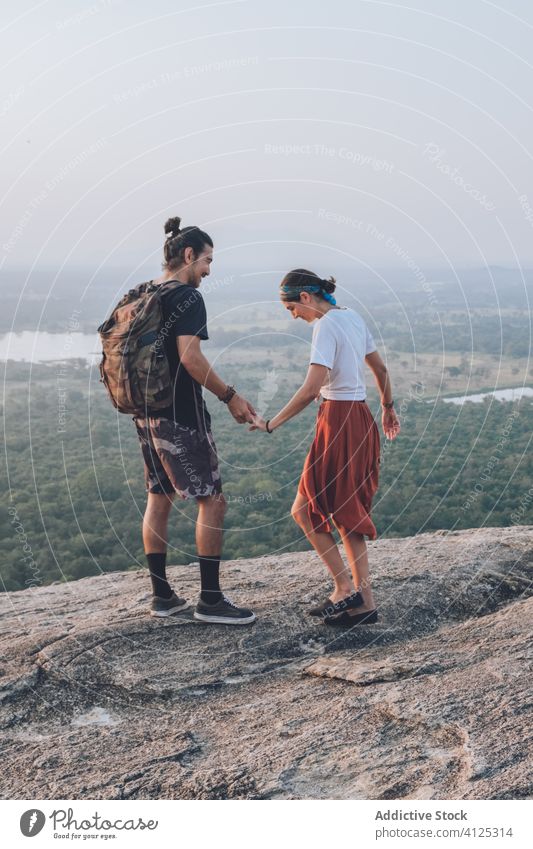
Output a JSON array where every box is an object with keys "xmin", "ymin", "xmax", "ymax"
[{"xmin": 149, "ymin": 282, "xmax": 211, "ymax": 429}]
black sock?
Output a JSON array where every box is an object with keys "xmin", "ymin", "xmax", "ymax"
[
  {"xmin": 199, "ymin": 555, "xmax": 222, "ymax": 604},
  {"xmin": 146, "ymin": 552, "xmax": 172, "ymax": 599}
]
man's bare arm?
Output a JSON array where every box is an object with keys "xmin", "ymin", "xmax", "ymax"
[
  {"xmin": 178, "ymin": 335, "xmax": 227, "ymax": 398},
  {"xmin": 177, "ymin": 335, "xmax": 255, "ymax": 423}
]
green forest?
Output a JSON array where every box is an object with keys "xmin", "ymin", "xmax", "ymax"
[{"xmin": 1, "ymin": 357, "xmax": 532, "ymax": 592}]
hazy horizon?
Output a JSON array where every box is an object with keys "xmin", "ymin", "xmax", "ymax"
[{"xmin": 2, "ymin": 0, "xmax": 533, "ymax": 280}]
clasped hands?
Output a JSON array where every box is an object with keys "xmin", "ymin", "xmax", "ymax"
[
  {"xmin": 226, "ymin": 393, "xmax": 268, "ymax": 430},
  {"xmin": 236, "ymin": 391, "xmax": 323, "ymax": 432}
]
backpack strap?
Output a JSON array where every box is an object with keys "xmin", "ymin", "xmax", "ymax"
[{"xmin": 157, "ymin": 278, "xmax": 190, "ymax": 294}]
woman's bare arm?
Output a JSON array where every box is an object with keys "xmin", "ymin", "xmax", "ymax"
[
  {"xmin": 252, "ymin": 364, "xmax": 329, "ymax": 431},
  {"xmin": 365, "ymin": 350, "xmax": 400, "ymax": 440},
  {"xmin": 365, "ymin": 350, "xmax": 393, "ymax": 405}
]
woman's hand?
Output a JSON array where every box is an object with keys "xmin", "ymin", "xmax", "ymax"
[
  {"xmin": 248, "ymin": 414, "xmax": 268, "ymax": 432},
  {"xmin": 382, "ymin": 407, "xmax": 401, "ymax": 440}
]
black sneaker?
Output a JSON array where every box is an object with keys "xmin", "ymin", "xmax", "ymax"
[
  {"xmin": 308, "ymin": 591, "xmax": 364, "ymax": 618},
  {"xmin": 150, "ymin": 592, "xmax": 189, "ymax": 618},
  {"xmin": 193, "ymin": 594, "xmax": 256, "ymax": 625},
  {"xmin": 324, "ymin": 609, "xmax": 378, "ymax": 627}
]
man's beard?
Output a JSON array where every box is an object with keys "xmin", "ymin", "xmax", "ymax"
[{"xmin": 187, "ymin": 267, "xmax": 201, "ymax": 287}]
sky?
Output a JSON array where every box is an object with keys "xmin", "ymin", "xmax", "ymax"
[{"xmin": 1, "ymin": 0, "xmax": 533, "ymax": 284}]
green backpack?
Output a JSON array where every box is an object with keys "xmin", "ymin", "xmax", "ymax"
[{"xmin": 97, "ymin": 279, "xmax": 181, "ymax": 415}]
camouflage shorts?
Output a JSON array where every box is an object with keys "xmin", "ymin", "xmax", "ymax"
[{"xmin": 133, "ymin": 416, "xmax": 222, "ymax": 499}]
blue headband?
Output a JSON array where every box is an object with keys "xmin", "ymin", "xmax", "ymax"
[{"xmin": 281, "ymin": 284, "xmax": 337, "ymax": 305}]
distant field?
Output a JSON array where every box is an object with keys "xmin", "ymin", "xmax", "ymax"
[
  {"xmin": 194, "ymin": 345, "xmax": 533, "ymax": 405},
  {"xmin": 1, "ymin": 359, "xmax": 532, "ymax": 591},
  {"xmin": 3, "ymin": 346, "xmax": 531, "ymax": 402}
]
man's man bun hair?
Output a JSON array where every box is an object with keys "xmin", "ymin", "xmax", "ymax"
[
  {"xmin": 164, "ymin": 216, "xmax": 182, "ymax": 240},
  {"xmin": 161, "ymin": 215, "xmax": 213, "ymax": 271}
]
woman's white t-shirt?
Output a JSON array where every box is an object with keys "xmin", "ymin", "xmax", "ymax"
[{"xmin": 309, "ymin": 307, "xmax": 377, "ymax": 400}]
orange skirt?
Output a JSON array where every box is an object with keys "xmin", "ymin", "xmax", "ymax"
[{"xmin": 298, "ymin": 400, "xmax": 381, "ymax": 538}]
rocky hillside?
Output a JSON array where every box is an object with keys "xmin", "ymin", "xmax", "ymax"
[{"xmin": 1, "ymin": 526, "xmax": 532, "ymax": 800}]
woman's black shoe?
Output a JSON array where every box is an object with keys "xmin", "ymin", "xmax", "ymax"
[
  {"xmin": 308, "ymin": 591, "xmax": 364, "ymax": 618},
  {"xmin": 324, "ymin": 609, "xmax": 378, "ymax": 627}
]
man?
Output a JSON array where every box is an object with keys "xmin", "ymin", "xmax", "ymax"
[{"xmin": 134, "ymin": 215, "xmax": 256, "ymax": 624}]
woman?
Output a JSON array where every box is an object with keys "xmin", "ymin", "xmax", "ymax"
[{"xmin": 250, "ymin": 269, "xmax": 400, "ymax": 626}]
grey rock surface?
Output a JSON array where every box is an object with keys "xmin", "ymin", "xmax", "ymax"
[{"xmin": 0, "ymin": 526, "xmax": 532, "ymax": 800}]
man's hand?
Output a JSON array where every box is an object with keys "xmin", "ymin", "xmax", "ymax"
[
  {"xmin": 227, "ymin": 393, "xmax": 255, "ymax": 424},
  {"xmin": 382, "ymin": 407, "xmax": 401, "ymax": 440}
]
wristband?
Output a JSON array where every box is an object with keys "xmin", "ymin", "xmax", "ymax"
[
  {"xmin": 220, "ymin": 385, "xmax": 236, "ymax": 404},
  {"xmin": 382, "ymin": 400, "xmax": 394, "ymax": 409},
  {"xmin": 265, "ymin": 419, "xmax": 273, "ymax": 433}
]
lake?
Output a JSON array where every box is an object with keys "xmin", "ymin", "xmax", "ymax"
[
  {"xmin": 441, "ymin": 387, "xmax": 533, "ymax": 405},
  {"xmin": 0, "ymin": 331, "xmax": 100, "ymax": 363}
]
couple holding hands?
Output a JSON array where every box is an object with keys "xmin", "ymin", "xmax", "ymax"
[{"xmin": 134, "ymin": 217, "xmax": 400, "ymax": 627}]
